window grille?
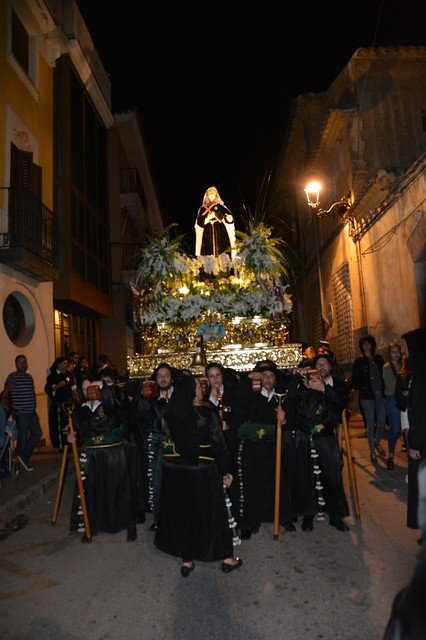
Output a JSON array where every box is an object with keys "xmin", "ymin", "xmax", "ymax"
[{"xmin": 332, "ymin": 262, "xmax": 355, "ymax": 364}]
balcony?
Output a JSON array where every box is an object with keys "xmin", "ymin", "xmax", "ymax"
[
  {"xmin": 119, "ymin": 168, "xmax": 148, "ymax": 237},
  {"xmin": 0, "ymin": 187, "xmax": 58, "ymax": 281}
]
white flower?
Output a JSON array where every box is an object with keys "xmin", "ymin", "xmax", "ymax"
[{"xmin": 133, "ymin": 221, "xmax": 292, "ymax": 326}]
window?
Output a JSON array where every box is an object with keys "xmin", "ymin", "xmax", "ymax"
[
  {"xmin": 3, "ymin": 292, "xmax": 35, "ymax": 346},
  {"xmin": 11, "ymin": 9, "xmax": 29, "ymax": 74},
  {"xmin": 69, "ymin": 69, "xmax": 110, "ymax": 294},
  {"xmin": 10, "ymin": 143, "xmax": 41, "ymax": 198},
  {"xmin": 8, "ymin": 5, "xmax": 38, "ymax": 93}
]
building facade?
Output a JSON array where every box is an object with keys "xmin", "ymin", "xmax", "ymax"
[
  {"xmin": 272, "ymin": 46, "xmax": 426, "ymax": 373},
  {"xmin": 0, "ymin": 1, "xmax": 162, "ymax": 442}
]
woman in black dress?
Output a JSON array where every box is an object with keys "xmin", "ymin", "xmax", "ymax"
[{"xmin": 154, "ymin": 375, "xmax": 242, "ymax": 577}]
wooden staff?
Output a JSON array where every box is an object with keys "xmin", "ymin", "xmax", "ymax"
[
  {"xmin": 68, "ymin": 417, "xmax": 92, "ymax": 540},
  {"xmin": 273, "ymin": 392, "xmax": 287, "ymax": 540},
  {"xmin": 50, "ymin": 406, "xmax": 92, "ymax": 541},
  {"xmin": 340, "ymin": 409, "xmax": 361, "ymax": 521},
  {"xmin": 51, "ymin": 443, "xmax": 69, "ymax": 526}
]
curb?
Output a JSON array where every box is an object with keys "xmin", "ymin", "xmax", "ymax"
[{"xmin": 0, "ymin": 470, "xmax": 59, "ymax": 528}]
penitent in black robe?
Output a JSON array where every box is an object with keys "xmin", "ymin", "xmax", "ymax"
[
  {"xmin": 154, "ymin": 401, "xmax": 236, "ymax": 562},
  {"xmin": 70, "ymin": 385, "xmax": 135, "ymax": 536}
]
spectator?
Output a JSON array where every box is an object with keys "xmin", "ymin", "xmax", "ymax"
[
  {"xmin": 382, "ymin": 342, "xmax": 403, "ymax": 470},
  {"xmin": 1, "ymin": 355, "xmax": 42, "ymax": 471},
  {"xmin": 351, "ymin": 335, "xmax": 386, "ymax": 463}
]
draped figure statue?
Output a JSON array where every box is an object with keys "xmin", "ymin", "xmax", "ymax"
[{"xmin": 195, "ymin": 186, "xmax": 236, "ymax": 259}]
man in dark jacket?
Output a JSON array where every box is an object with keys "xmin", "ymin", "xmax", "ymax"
[
  {"xmin": 351, "ymin": 335, "xmax": 386, "ymax": 463},
  {"xmin": 282, "ymin": 353, "xmax": 350, "ymax": 533}
]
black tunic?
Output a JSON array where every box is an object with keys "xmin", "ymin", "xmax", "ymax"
[
  {"xmin": 236, "ymin": 388, "xmax": 281, "ymax": 529},
  {"xmin": 154, "ymin": 401, "xmax": 235, "ymax": 562},
  {"xmin": 282, "ymin": 374, "xmax": 350, "ymax": 521},
  {"xmin": 70, "ymin": 384, "xmax": 134, "ymax": 536}
]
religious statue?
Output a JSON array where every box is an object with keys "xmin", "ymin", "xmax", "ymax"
[{"xmin": 195, "ymin": 186, "xmax": 236, "ymax": 259}]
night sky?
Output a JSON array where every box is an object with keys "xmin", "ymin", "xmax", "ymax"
[{"xmin": 76, "ymin": 0, "xmax": 425, "ymax": 247}]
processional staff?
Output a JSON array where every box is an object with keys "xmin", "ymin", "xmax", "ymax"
[
  {"xmin": 273, "ymin": 391, "xmax": 288, "ymax": 541},
  {"xmin": 51, "ymin": 400, "xmax": 92, "ymax": 542},
  {"xmin": 339, "ymin": 409, "xmax": 361, "ymax": 521}
]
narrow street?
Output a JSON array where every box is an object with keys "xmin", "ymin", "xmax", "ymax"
[{"xmin": 0, "ymin": 414, "xmax": 420, "ymax": 640}]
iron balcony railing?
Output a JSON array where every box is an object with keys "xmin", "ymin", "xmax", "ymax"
[
  {"xmin": 0, "ymin": 187, "xmax": 58, "ymax": 268},
  {"xmin": 120, "ymin": 168, "xmax": 147, "ymax": 210}
]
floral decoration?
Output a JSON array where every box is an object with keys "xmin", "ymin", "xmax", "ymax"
[{"xmin": 131, "ymin": 222, "xmax": 292, "ymax": 326}]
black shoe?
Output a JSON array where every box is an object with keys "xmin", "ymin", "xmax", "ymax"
[
  {"xmin": 127, "ymin": 526, "xmax": 137, "ymax": 541},
  {"xmin": 222, "ymin": 558, "xmax": 243, "ymax": 573},
  {"xmin": 136, "ymin": 510, "xmax": 146, "ymax": 524},
  {"xmin": 181, "ymin": 563, "xmax": 195, "ymax": 577},
  {"xmin": 240, "ymin": 529, "xmax": 252, "ymax": 540},
  {"xmin": 149, "ymin": 523, "xmax": 158, "ymax": 532},
  {"xmin": 302, "ymin": 516, "xmax": 314, "ymax": 532},
  {"xmin": 283, "ymin": 521, "xmax": 296, "ymax": 532},
  {"xmin": 329, "ymin": 518, "xmax": 349, "ymax": 532}
]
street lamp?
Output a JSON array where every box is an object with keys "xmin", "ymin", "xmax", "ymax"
[{"xmin": 305, "ymin": 181, "xmax": 353, "ymax": 223}]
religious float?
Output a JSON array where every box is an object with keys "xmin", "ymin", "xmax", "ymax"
[{"xmin": 127, "ymin": 217, "xmax": 302, "ymax": 378}]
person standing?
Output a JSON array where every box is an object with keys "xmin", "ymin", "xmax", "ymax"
[
  {"xmin": 44, "ymin": 356, "xmax": 75, "ymax": 450},
  {"xmin": 68, "ymin": 379, "xmax": 137, "ymax": 542},
  {"xmin": 400, "ymin": 327, "xmax": 426, "ymax": 537},
  {"xmin": 351, "ymin": 335, "xmax": 386, "ymax": 463},
  {"xmin": 282, "ymin": 353, "xmax": 350, "ymax": 532},
  {"xmin": 235, "ymin": 362, "xmax": 286, "ymax": 539},
  {"xmin": 132, "ymin": 363, "xmax": 195, "ymax": 531},
  {"xmin": 154, "ymin": 375, "xmax": 242, "ymax": 577},
  {"xmin": 205, "ymin": 362, "xmax": 242, "ymax": 464},
  {"xmin": 382, "ymin": 342, "xmax": 403, "ymax": 470},
  {"xmin": 1, "ymin": 355, "xmax": 42, "ymax": 471}
]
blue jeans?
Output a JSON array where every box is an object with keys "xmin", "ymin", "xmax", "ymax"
[
  {"xmin": 385, "ymin": 395, "xmax": 401, "ymax": 456},
  {"xmin": 14, "ymin": 411, "xmax": 42, "ymax": 463},
  {"xmin": 361, "ymin": 391, "xmax": 386, "ymax": 455}
]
